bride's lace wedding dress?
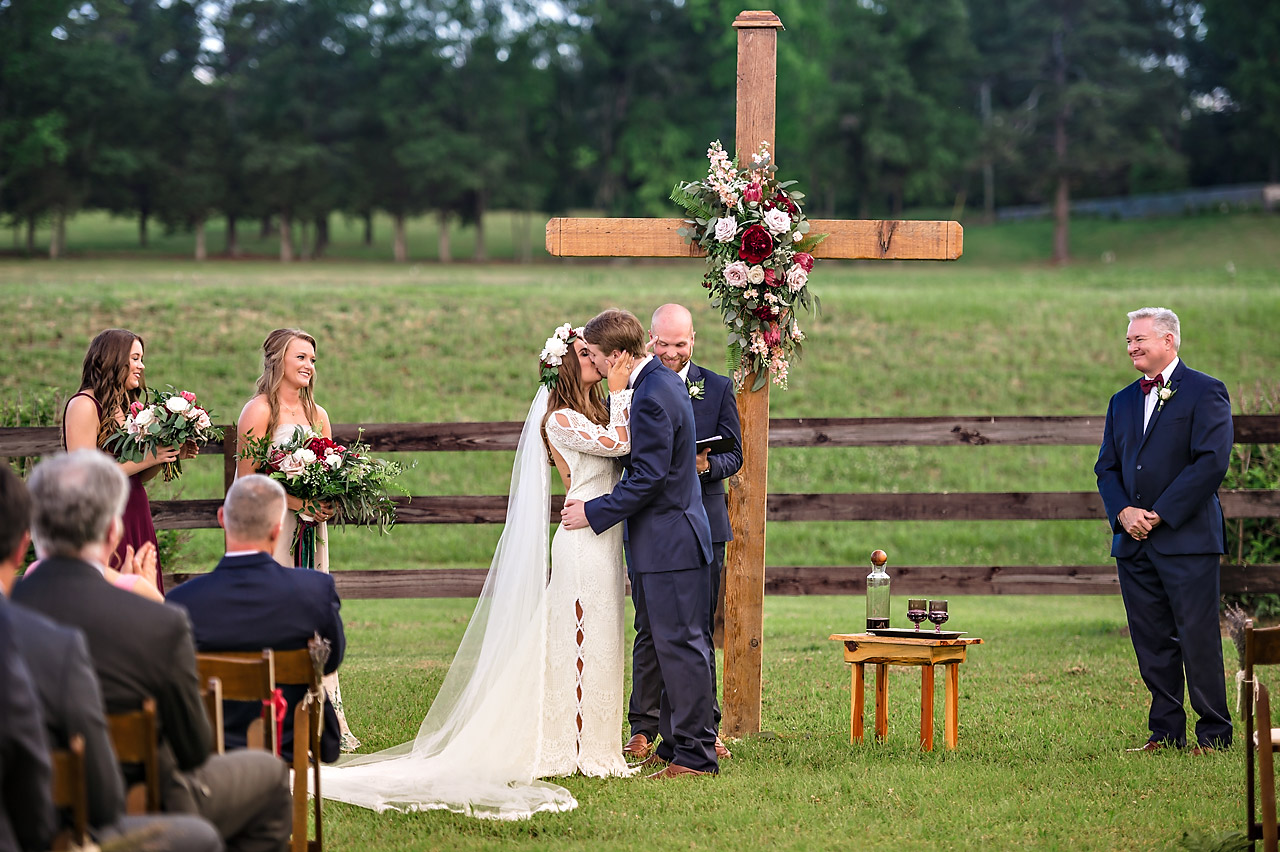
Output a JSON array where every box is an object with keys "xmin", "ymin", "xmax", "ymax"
[{"xmin": 319, "ymin": 387, "xmax": 632, "ymax": 820}]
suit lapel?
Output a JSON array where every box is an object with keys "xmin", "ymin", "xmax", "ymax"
[
  {"xmin": 632, "ymin": 357, "xmax": 661, "ymax": 390},
  {"xmin": 1137, "ymin": 361, "xmax": 1184, "ymax": 452}
]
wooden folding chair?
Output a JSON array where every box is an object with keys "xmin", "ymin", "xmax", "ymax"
[
  {"xmin": 202, "ymin": 676, "xmax": 225, "ymax": 755},
  {"xmin": 210, "ymin": 647, "xmax": 324, "ymax": 852},
  {"xmin": 197, "ymin": 651, "xmax": 278, "ymax": 755},
  {"xmin": 1245, "ymin": 619, "xmax": 1280, "ymax": 848},
  {"xmin": 107, "ymin": 697, "xmax": 160, "ymax": 814},
  {"xmin": 1259, "ymin": 683, "xmax": 1278, "ymax": 852},
  {"xmin": 50, "ymin": 734, "xmax": 88, "ymax": 851}
]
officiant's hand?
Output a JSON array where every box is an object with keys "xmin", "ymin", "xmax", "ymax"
[
  {"xmin": 561, "ymin": 498, "xmax": 589, "ymax": 531},
  {"xmin": 607, "ymin": 353, "xmax": 634, "ymax": 393}
]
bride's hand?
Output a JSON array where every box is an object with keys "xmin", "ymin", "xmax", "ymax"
[{"xmin": 607, "ymin": 353, "xmax": 633, "ymax": 393}]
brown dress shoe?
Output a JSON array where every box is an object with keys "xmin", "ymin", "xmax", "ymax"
[
  {"xmin": 623, "ymin": 734, "xmax": 654, "ymax": 761},
  {"xmin": 647, "ymin": 764, "xmax": 713, "ymax": 780},
  {"xmin": 636, "ymin": 751, "xmax": 669, "ymax": 770},
  {"xmin": 715, "ymin": 735, "xmax": 732, "ymax": 759},
  {"xmin": 1190, "ymin": 746, "xmax": 1216, "ymax": 756},
  {"xmin": 1125, "ymin": 740, "xmax": 1167, "ymax": 753}
]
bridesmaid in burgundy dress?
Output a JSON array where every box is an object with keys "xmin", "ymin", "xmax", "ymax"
[{"xmin": 63, "ymin": 329, "xmax": 183, "ymax": 595}]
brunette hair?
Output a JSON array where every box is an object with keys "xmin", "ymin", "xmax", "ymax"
[
  {"xmin": 254, "ymin": 328, "xmax": 321, "ymax": 438},
  {"xmin": 582, "ymin": 309, "xmax": 646, "ymax": 359},
  {"xmin": 73, "ymin": 328, "xmax": 145, "ymax": 448},
  {"xmin": 541, "ymin": 335, "xmax": 608, "ymax": 453}
]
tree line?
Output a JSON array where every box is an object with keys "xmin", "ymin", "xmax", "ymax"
[{"xmin": 1, "ymin": 0, "xmax": 1275, "ymax": 264}]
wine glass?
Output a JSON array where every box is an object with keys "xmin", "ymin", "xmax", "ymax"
[
  {"xmin": 928, "ymin": 599, "xmax": 950, "ymax": 632},
  {"xmin": 906, "ymin": 598, "xmax": 928, "ymax": 631}
]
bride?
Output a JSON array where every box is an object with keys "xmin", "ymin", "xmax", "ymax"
[{"xmin": 321, "ymin": 323, "xmax": 635, "ymax": 819}]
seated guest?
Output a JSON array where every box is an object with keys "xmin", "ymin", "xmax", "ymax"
[
  {"xmin": 0, "ymin": 465, "xmax": 221, "ymax": 852},
  {"xmin": 12, "ymin": 451, "xmax": 290, "ymax": 852},
  {"xmin": 0, "ymin": 592, "xmax": 53, "ymax": 852},
  {"xmin": 168, "ymin": 475, "xmax": 346, "ymax": 763}
]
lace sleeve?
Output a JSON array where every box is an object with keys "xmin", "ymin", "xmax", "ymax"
[{"xmin": 546, "ymin": 391, "xmax": 631, "ymax": 457}]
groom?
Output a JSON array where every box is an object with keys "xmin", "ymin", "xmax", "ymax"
[{"xmin": 560, "ymin": 308, "xmax": 719, "ymax": 778}]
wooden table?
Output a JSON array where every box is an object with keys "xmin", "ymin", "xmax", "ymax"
[{"xmin": 829, "ymin": 633, "xmax": 983, "ymax": 751}]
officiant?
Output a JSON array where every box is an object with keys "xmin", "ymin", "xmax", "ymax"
[{"xmin": 624, "ymin": 303, "xmax": 742, "ymax": 763}]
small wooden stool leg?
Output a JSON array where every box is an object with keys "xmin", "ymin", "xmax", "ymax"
[
  {"xmin": 944, "ymin": 662, "xmax": 960, "ymax": 749},
  {"xmin": 852, "ymin": 663, "xmax": 865, "ymax": 743},
  {"xmin": 920, "ymin": 664, "xmax": 935, "ymax": 751},
  {"xmin": 874, "ymin": 663, "xmax": 889, "ymax": 742}
]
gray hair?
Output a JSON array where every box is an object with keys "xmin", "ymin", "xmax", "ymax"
[
  {"xmin": 223, "ymin": 474, "xmax": 286, "ymax": 542},
  {"xmin": 28, "ymin": 450, "xmax": 128, "ymax": 558},
  {"xmin": 1128, "ymin": 307, "xmax": 1181, "ymax": 350}
]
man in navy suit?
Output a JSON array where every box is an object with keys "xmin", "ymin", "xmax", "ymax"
[
  {"xmin": 622, "ymin": 304, "xmax": 741, "ymax": 763},
  {"xmin": 561, "ymin": 308, "xmax": 718, "ymax": 778},
  {"xmin": 168, "ymin": 474, "xmax": 346, "ymax": 763},
  {"xmin": 1095, "ymin": 306, "xmax": 1233, "ymax": 753}
]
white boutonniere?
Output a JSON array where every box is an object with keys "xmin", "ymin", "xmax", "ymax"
[
  {"xmin": 686, "ymin": 378, "xmax": 705, "ymax": 400},
  {"xmin": 1156, "ymin": 381, "xmax": 1177, "ymax": 412}
]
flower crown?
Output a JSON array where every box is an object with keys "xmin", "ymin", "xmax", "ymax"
[{"xmin": 538, "ymin": 323, "xmax": 585, "ymax": 390}]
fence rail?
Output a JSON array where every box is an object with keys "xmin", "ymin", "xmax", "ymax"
[{"xmin": 7, "ymin": 413, "xmax": 1279, "ymax": 598}]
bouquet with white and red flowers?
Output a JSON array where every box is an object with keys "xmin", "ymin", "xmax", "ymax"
[
  {"xmin": 103, "ymin": 388, "xmax": 223, "ymax": 481},
  {"xmin": 670, "ymin": 140, "xmax": 824, "ymax": 390},
  {"xmin": 237, "ymin": 426, "xmax": 405, "ymax": 535}
]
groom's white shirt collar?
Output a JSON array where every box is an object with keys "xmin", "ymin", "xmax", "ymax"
[
  {"xmin": 677, "ymin": 363, "xmax": 691, "ymax": 382},
  {"xmin": 628, "ymin": 355, "xmax": 654, "ymax": 388}
]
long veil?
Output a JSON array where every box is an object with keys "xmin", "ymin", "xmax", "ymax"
[{"xmin": 319, "ymin": 387, "xmax": 577, "ymax": 819}]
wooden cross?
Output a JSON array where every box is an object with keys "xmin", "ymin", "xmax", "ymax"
[{"xmin": 545, "ymin": 9, "xmax": 962, "ymax": 738}]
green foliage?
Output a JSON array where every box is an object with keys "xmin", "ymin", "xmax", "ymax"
[
  {"xmin": 0, "ymin": 387, "xmax": 64, "ymax": 476},
  {"xmin": 1223, "ymin": 383, "xmax": 1280, "ymax": 617}
]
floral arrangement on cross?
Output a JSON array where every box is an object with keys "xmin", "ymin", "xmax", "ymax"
[{"xmin": 670, "ymin": 140, "xmax": 825, "ymax": 391}]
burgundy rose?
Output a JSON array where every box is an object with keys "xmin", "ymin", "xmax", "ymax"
[
  {"xmin": 774, "ymin": 193, "xmax": 798, "ymax": 216},
  {"xmin": 793, "ymin": 252, "xmax": 815, "ymax": 272},
  {"xmin": 738, "ymin": 225, "xmax": 774, "ymax": 264},
  {"xmin": 762, "ymin": 324, "xmax": 782, "ymax": 347},
  {"xmin": 763, "ymin": 268, "xmax": 779, "ymax": 288},
  {"xmin": 268, "ymin": 449, "xmax": 287, "ymax": 469},
  {"xmin": 753, "ymin": 304, "xmax": 780, "ymax": 321},
  {"xmin": 744, "ymin": 182, "xmax": 763, "ymax": 203}
]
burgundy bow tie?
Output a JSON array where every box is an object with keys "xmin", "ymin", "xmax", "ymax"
[{"xmin": 1140, "ymin": 375, "xmax": 1163, "ymax": 395}]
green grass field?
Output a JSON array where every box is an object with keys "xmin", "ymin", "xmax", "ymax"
[{"xmin": 2, "ymin": 211, "xmax": 1278, "ymax": 849}]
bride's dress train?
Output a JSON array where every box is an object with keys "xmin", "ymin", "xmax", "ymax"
[{"xmin": 319, "ymin": 387, "xmax": 631, "ymax": 819}]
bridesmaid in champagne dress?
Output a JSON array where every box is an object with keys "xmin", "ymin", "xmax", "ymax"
[
  {"xmin": 236, "ymin": 328, "xmax": 360, "ymax": 751},
  {"xmin": 63, "ymin": 328, "xmax": 183, "ymax": 596}
]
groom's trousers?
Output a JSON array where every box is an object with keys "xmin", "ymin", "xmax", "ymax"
[
  {"xmin": 629, "ymin": 542, "xmax": 723, "ymax": 741},
  {"xmin": 631, "ymin": 563, "xmax": 719, "ymax": 773}
]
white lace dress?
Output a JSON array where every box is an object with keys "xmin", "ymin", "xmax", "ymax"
[{"xmin": 535, "ymin": 392, "xmax": 634, "ymax": 778}]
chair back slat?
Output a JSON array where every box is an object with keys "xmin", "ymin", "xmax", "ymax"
[
  {"xmin": 1248, "ymin": 623, "xmax": 1280, "ymax": 676},
  {"xmin": 107, "ymin": 697, "xmax": 160, "ymax": 814},
  {"xmin": 1260, "ymin": 684, "xmax": 1277, "ymax": 852},
  {"xmin": 50, "ymin": 734, "xmax": 88, "ymax": 850},
  {"xmin": 203, "ymin": 676, "xmax": 225, "ymax": 755},
  {"xmin": 196, "ymin": 651, "xmax": 278, "ymax": 755}
]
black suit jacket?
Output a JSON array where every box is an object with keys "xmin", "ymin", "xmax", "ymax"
[
  {"xmin": 10, "ymin": 603, "xmax": 126, "ymax": 830},
  {"xmin": 166, "ymin": 551, "xmax": 345, "ymax": 763},
  {"xmin": 687, "ymin": 362, "xmax": 742, "ymax": 544},
  {"xmin": 0, "ymin": 595, "xmax": 55, "ymax": 852},
  {"xmin": 12, "ymin": 557, "xmax": 212, "ymax": 790}
]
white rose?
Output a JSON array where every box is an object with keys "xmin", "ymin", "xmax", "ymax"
[
  {"xmin": 746, "ymin": 264, "xmax": 766, "ymax": 285},
  {"xmin": 713, "ymin": 216, "xmax": 738, "ymax": 242},
  {"xmin": 165, "ymin": 396, "xmax": 191, "ymax": 414},
  {"xmin": 276, "ymin": 451, "xmax": 306, "ymax": 477},
  {"xmin": 323, "ymin": 451, "xmax": 343, "ymax": 470},
  {"xmin": 299, "ymin": 448, "xmax": 317, "ymax": 465},
  {"xmin": 723, "ymin": 261, "xmax": 749, "ymax": 288},
  {"xmin": 785, "ymin": 264, "xmax": 809, "ymax": 292},
  {"xmin": 540, "ymin": 335, "xmax": 568, "ymax": 366},
  {"xmin": 1158, "ymin": 387, "xmax": 1172, "ymax": 401},
  {"xmin": 763, "ymin": 207, "xmax": 791, "ymax": 235},
  {"xmin": 133, "ymin": 407, "xmax": 156, "ymax": 429}
]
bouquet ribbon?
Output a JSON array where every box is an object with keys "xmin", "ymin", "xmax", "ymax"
[{"xmin": 294, "ymin": 513, "xmax": 318, "ymax": 569}]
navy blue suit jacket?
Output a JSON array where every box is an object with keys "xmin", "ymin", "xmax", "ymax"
[
  {"xmin": 166, "ymin": 552, "xmax": 345, "ymax": 763},
  {"xmin": 586, "ymin": 358, "xmax": 712, "ymax": 573},
  {"xmin": 687, "ymin": 362, "xmax": 742, "ymax": 544},
  {"xmin": 1095, "ymin": 360, "xmax": 1233, "ymax": 558}
]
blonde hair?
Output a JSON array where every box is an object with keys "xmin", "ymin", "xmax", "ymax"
[{"xmin": 254, "ymin": 329, "xmax": 321, "ymax": 437}]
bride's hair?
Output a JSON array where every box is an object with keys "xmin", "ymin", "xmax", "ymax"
[
  {"xmin": 541, "ymin": 336, "xmax": 608, "ymax": 456},
  {"xmin": 75, "ymin": 328, "xmax": 146, "ymax": 448},
  {"xmin": 254, "ymin": 328, "xmax": 320, "ymax": 438}
]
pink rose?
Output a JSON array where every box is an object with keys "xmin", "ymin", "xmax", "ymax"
[
  {"xmin": 129, "ymin": 401, "xmax": 145, "ymax": 416},
  {"xmin": 744, "ymin": 182, "xmax": 763, "ymax": 203},
  {"xmin": 785, "ymin": 264, "xmax": 808, "ymax": 292},
  {"xmin": 180, "ymin": 390, "xmax": 197, "ymax": 403},
  {"xmin": 794, "ymin": 252, "xmax": 815, "ymax": 272},
  {"xmin": 723, "ymin": 261, "xmax": 749, "ymax": 288}
]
